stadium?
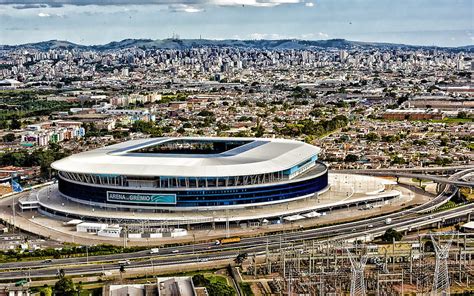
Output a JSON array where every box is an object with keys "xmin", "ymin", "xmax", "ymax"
[{"xmin": 50, "ymin": 137, "xmax": 329, "ymax": 211}]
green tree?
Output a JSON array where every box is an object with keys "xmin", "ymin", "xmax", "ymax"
[
  {"xmin": 192, "ymin": 274, "xmax": 210, "ymax": 287},
  {"xmin": 39, "ymin": 285, "xmax": 53, "ymax": 296},
  {"xmin": 131, "ymin": 120, "xmax": 162, "ymax": 137},
  {"xmin": 365, "ymin": 132, "xmax": 380, "ymax": 142},
  {"xmin": 234, "ymin": 253, "xmax": 248, "ymax": 265},
  {"xmin": 434, "ymin": 156, "xmax": 452, "ymax": 166},
  {"xmin": 252, "ymin": 121, "xmax": 265, "ymax": 137},
  {"xmin": 2, "ymin": 133, "xmax": 16, "ymax": 142},
  {"xmin": 9, "ymin": 116, "xmax": 22, "ymax": 130},
  {"xmin": 344, "ymin": 154, "xmax": 359, "ymax": 162},
  {"xmin": 382, "ymin": 135, "xmax": 400, "ymax": 143},
  {"xmin": 391, "ymin": 156, "xmax": 406, "ymax": 165},
  {"xmin": 381, "ymin": 228, "xmax": 403, "ymax": 242},
  {"xmin": 119, "ymin": 265, "xmax": 126, "ymax": 283},
  {"xmin": 197, "ymin": 110, "xmax": 214, "ymax": 117},
  {"xmin": 54, "ymin": 270, "xmax": 76, "ymax": 296},
  {"xmin": 207, "ymin": 281, "xmax": 235, "ymax": 296},
  {"xmin": 457, "ymin": 111, "xmax": 468, "ymax": 119},
  {"xmin": 309, "ymin": 108, "xmax": 322, "ymax": 117}
]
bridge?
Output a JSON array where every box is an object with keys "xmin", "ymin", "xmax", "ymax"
[
  {"xmin": 334, "ymin": 168, "xmax": 474, "ymax": 188},
  {"xmin": 340, "ymin": 164, "xmax": 474, "ymax": 173}
]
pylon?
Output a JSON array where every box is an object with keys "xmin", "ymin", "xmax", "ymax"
[
  {"xmin": 346, "ymin": 248, "xmax": 367, "ymax": 296},
  {"xmin": 431, "ymin": 233, "xmax": 453, "ymax": 296}
]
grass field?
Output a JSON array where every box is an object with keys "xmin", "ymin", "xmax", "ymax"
[
  {"xmin": 429, "ymin": 118, "xmax": 473, "ymax": 124},
  {"xmin": 205, "ymin": 274, "xmax": 229, "ymax": 285}
]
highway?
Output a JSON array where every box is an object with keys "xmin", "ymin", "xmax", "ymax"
[
  {"xmin": 1, "ymin": 201, "xmax": 472, "ymax": 280},
  {"xmin": 0, "ymin": 168, "xmax": 472, "ymax": 281}
]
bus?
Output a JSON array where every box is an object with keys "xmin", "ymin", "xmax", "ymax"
[{"xmin": 215, "ymin": 237, "xmax": 241, "ymax": 245}]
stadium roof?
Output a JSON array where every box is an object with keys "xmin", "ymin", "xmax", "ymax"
[{"xmin": 51, "ymin": 137, "xmax": 321, "ymax": 177}]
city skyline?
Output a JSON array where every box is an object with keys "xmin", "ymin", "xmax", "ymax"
[{"xmin": 0, "ymin": 0, "xmax": 473, "ymax": 46}]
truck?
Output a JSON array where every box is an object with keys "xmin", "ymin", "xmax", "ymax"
[
  {"xmin": 215, "ymin": 237, "xmax": 241, "ymax": 245},
  {"xmin": 385, "ymin": 218, "xmax": 392, "ymax": 225},
  {"xmin": 149, "ymin": 248, "xmax": 159, "ymax": 254}
]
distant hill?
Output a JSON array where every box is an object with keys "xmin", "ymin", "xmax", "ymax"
[{"xmin": 1, "ymin": 38, "xmax": 472, "ymax": 52}]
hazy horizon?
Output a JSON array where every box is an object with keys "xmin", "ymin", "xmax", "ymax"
[{"xmin": 2, "ymin": 37, "xmax": 474, "ymax": 48}]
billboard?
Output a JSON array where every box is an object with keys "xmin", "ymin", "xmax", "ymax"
[{"xmin": 107, "ymin": 191, "xmax": 177, "ymax": 205}]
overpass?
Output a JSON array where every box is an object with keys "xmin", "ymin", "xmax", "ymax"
[
  {"xmin": 334, "ymin": 168, "xmax": 474, "ymax": 188},
  {"xmin": 336, "ymin": 164, "xmax": 474, "ymax": 174}
]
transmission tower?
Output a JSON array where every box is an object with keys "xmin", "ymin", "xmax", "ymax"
[
  {"xmin": 431, "ymin": 233, "xmax": 453, "ymax": 296},
  {"xmin": 347, "ymin": 247, "xmax": 368, "ymax": 296}
]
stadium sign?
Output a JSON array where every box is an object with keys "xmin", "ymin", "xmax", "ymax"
[{"xmin": 107, "ymin": 191, "xmax": 177, "ymax": 205}]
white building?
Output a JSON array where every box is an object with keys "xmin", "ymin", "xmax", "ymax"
[
  {"xmin": 76, "ymin": 222, "xmax": 108, "ymax": 233},
  {"xmin": 98, "ymin": 225, "xmax": 122, "ymax": 237}
]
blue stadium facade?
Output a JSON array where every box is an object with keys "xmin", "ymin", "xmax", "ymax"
[{"xmin": 52, "ymin": 137, "xmax": 329, "ymax": 210}]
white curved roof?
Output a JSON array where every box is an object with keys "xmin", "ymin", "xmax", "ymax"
[{"xmin": 51, "ymin": 137, "xmax": 321, "ymax": 177}]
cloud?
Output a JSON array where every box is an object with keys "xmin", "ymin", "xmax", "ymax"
[
  {"xmin": 213, "ymin": 0, "xmax": 301, "ymax": 7},
  {"xmin": 3, "ymin": 0, "xmax": 303, "ymax": 9},
  {"xmin": 249, "ymin": 33, "xmax": 294, "ymax": 39},
  {"xmin": 169, "ymin": 3, "xmax": 203, "ymax": 12},
  {"xmin": 37, "ymin": 12, "xmax": 50, "ymax": 17},
  {"xmin": 300, "ymin": 32, "xmax": 329, "ymax": 39},
  {"xmin": 318, "ymin": 32, "xmax": 328, "ymax": 38},
  {"xmin": 12, "ymin": 3, "xmax": 48, "ymax": 9}
]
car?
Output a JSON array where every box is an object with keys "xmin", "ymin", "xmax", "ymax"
[
  {"xmin": 367, "ymin": 224, "xmax": 373, "ymax": 228},
  {"xmin": 351, "ymin": 228, "xmax": 357, "ymax": 232},
  {"xmin": 42, "ymin": 259, "xmax": 52, "ymax": 263},
  {"xmin": 172, "ymin": 250, "xmax": 179, "ymax": 253}
]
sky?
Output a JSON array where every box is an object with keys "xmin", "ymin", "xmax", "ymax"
[{"xmin": 0, "ymin": 0, "xmax": 472, "ymax": 46}]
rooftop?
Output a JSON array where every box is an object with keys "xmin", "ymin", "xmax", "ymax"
[{"xmin": 51, "ymin": 137, "xmax": 321, "ymax": 177}]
